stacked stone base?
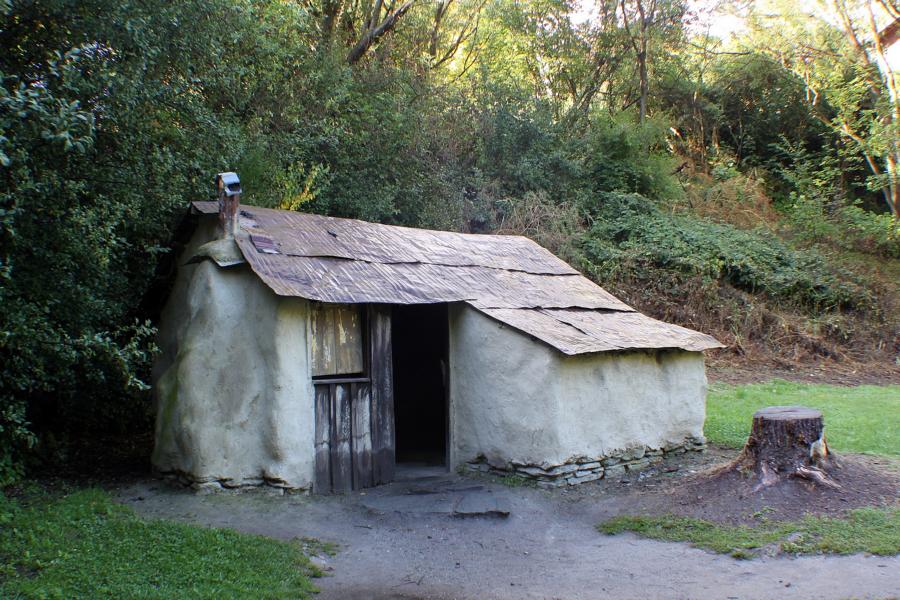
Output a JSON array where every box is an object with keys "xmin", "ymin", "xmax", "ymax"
[
  {"xmin": 465, "ymin": 436, "xmax": 707, "ymax": 488},
  {"xmin": 157, "ymin": 470, "xmax": 310, "ymax": 495}
]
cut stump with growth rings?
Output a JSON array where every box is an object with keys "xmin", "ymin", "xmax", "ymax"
[{"xmin": 734, "ymin": 406, "xmax": 839, "ymax": 491}]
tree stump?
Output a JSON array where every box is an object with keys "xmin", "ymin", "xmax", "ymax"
[{"xmin": 735, "ymin": 406, "xmax": 839, "ymax": 490}]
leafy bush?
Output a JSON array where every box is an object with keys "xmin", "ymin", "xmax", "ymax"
[
  {"xmin": 0, "ymin": 0, "xmax": 296, "ymax": 480},
  {"xmin": 0, "ymin": 403, "xmax": 33, "ymax": 486},
  {"xmin": 477, "ymin": 103, "xmax": 584, "ymax": 202},
  {"xmin": 835, "ymin": 204, "xmax": 899, "ymax": 257},
  {"xmin": 475, "ymin": 107, "xmax": 681, "ymax": 210},
  {"xmin": 582, "ymin": 193, "xmax": 872, "ymax": 312},
  {"xmin": 580, "ymin": 113, "xmax": 682, "ymax": 200},
  {"xmin": 773, "ymin": 139, "xmax": 899, "ymax": 257},
  {"xmin": 494, "ymin": 191, "xmax": 585, "ymax": 261},
  {"xmin": 787, "ymin": 192, "xmax": 900, "ymax": 257}
]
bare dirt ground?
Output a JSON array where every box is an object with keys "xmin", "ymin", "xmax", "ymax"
[{"xmin": 118, "ymin": 447, "xmax": 900, "ymax": 600}]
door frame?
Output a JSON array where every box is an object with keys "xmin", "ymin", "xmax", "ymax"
[{"xmin": 390, "ymin": 302, "xmax": 451, "ymax": 469}]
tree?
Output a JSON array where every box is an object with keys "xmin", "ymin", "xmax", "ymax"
[
  {"xmin": 748, "ymin": 0, "xmax": 900, "ymax": 216},
  {"xmin": 825, "ymin": 0, "xmax": 900, "ymax": 216},
  {"xmin": 346, "ymin": 0, "xmax": 419, "ymax": 63},
  {"xmin": 618, "ymin": 0, "xmax": 685, "ymax": 122},
  {"xmin": 0, "ymin": 0, "xmax": 323, "ymax": 480}
]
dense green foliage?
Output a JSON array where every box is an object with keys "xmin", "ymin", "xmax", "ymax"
[
  {"xmin": 583, "ymin": 193, "xmax": 872, "ymax": 311},
  {"xmin": 0, "ymin": 487, "xmax": 316, "ymax": 597},
  {"xmin": 1, "ymin": 0, "xmax": 898, "ymax": 482},
  {"xmin": 1, "ymin": 0, "xmax": 246, "ymax": 483},
  {"xmin": 599, "ymin": 507, "xmax": 900, "ymax": 558},
  {"xmin": 706, "ymin": 381, "xmax": 900, "ymax": 455}
]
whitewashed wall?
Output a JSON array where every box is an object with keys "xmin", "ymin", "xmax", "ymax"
[
  {"xmin": 152, "ymin": 218, "xmax": 315, "ymax": 490},
  {"xmin": 448, "ymin": 304, "xmax": 707, "ymax": 470}
]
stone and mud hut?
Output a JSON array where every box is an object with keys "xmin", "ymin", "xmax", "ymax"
[{"xmin": 151, "ymin": 173, "xmax": 723, "ymax": 493}]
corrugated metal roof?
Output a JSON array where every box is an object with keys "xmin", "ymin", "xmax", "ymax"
[
  {"xmin": 190, "ymin": 201, "xmax": 723, "ymax": 354},
  {"xmin": 476, "ymin": 307, "xmax": 723, "ymax": 354},
  {"xmin": 233, "ymin": 249, "xmax": 632, "ymax": 310}
]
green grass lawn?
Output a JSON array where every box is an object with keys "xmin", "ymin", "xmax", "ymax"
[
  {"xmin": 599, "ymin": 507, "xmax": 900, "ymax": 559},
  {"xmin": 0, "ymin": 487, "xmax": 317, "ymax": 599},
  {"xmin": 706, "ymin": 380, "xmax": 900, "ymax": 456}
]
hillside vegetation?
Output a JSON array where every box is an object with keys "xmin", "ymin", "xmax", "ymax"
[{"xmin": 1, "ymin": 0, "xmax": 898, "ymax": 482}]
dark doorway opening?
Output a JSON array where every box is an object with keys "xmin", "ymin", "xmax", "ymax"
[{"xmin": 392, "ymin": 303, "xmax": 449, "ymax": 467}]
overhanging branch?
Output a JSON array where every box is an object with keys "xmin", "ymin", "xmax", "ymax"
[{"xmin": 347, "ymin": 0, "xmax": 418, "ymax": 64}]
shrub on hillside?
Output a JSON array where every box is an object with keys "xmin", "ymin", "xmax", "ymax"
[
  {"xmin": 787, "ymin": 193, "xmax": 900, "ymax": 258},
  {"xmin": 774, "ymin": 141, "xmax": 899, "ymax": 258},
  {"xmin": 582, "ymin": 193, "xmax": 873, "ymax": 313},
  {"xmin": 476, "ymin": 108, "xmax": 682, "ymax": 207},
  {"xmin": 580, "ymin": 113, "xmax": 682, "ymax": 201},
  {"xmin": 495, "ymin": 191, "xmax": 584, "ymax": 261}
]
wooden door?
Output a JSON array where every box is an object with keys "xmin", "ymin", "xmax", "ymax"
[{"xmin": 313, "ymin": 305, "xmax": 394, "ymax": 494}]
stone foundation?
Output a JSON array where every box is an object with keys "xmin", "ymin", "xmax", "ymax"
[
  {"xmin": 157, "ymin": 470, "xmax": 311, "ymax": 495},
  {"xmin": 464, "ymin": 436, "xmax": 707, "ymax": 488}
]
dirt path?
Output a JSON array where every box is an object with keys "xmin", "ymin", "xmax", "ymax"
[{"xmin": 118, "ymin": 468, "xmax": 900, "ymax": 600}]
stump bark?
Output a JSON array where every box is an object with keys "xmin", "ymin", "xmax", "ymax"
[{"xmin": 735, "ymin": 406, "xmax": 839, "ymax": 490}]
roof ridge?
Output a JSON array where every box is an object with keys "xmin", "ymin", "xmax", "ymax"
[{"xmin": 195, "ymin": 200, "xmax": 555, "ymax": 244}]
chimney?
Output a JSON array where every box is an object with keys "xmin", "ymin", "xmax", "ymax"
[{"xmin": 215, "ymin": 172, "xmax": 241, "ymax": 238}]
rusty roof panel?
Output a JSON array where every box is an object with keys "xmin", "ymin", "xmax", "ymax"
[
  {"xmin": 236, "ymin": 242, "xmax": 633, "ymax": 310},
  {"xmin": 195, "ymin": 201, "xmax": 577, "ymax": 275},
  {"xmin": 477, "ymin": 307, "xmax": 725, "ymax": 354}
]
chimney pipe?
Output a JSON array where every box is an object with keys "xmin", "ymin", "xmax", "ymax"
[{"xmin": 215, "ymin": 172, "xmax": 241, "ymax": 239}]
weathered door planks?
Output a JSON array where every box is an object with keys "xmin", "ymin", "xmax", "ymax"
[
  {"xmin": 313, "ymin": 385, "xmax": 332, "ymax": 493},
  {"xmin": 312, "ymin": 304, "xmax": 394, "ymax": 494},
  {"xmin": 330, "ymin": 383, "xmax": 353, "ymax": 493},
  {"xmin": 351, "ymin": 383, "xmax": 374, "ymax": 490}
]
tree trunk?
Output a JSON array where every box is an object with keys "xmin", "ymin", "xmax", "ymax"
[
  {"xmin": 638, "ymin": 49, "xmax": 648, "ymax": 123},
  {"xmin": 321, "ymin": 0, "xmax": 343, "ymax": 45},
  {"xmin": 885, "ymin": 152, "xmax": 900, "ymax": 217},
  {"xmin": 346, "ymin": 0, "xmax": 417, "ymax": 64},
  {"xmin": 734, "ymin": 406, "xmax": 839, "ymax": 491}
]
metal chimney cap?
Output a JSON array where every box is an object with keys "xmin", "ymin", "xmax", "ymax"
[{"xmin": 216, "ymin": 172, "xmax": 241, "ymax": 197}]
